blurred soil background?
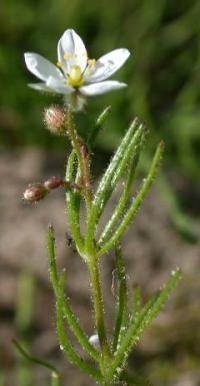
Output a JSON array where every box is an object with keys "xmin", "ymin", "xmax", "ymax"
[{"xmin": 0, "ymin": 0, "xmax": 200, "ymax": 385}]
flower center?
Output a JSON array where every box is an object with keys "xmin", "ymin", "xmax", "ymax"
[{"xmin": 68, "ymin": 65, "xmax": 83, "ymax": 87}]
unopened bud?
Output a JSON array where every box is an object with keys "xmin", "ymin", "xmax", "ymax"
[
  {"xmin": 44, "ymin": 106, "xmax": 66, "ymax": 134},
  {"xmin": 44, "ymin": 176, "xmax": 64, "ymax": 190},
  {"xmin": 23, "ymin": 183, "xmax": 48, "ymax": 203}
]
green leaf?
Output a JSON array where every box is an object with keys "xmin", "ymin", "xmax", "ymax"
[
  {"xmin": 87, "ymin": 105, "xmax": 111, "ymax": 148},
  {"xmin": 13, "ymin": 338, "xmax": 60, "ymax": 386},
  {"xmin": 97, "ymin": 141, "xmax": 164, "ymax": 257},
  {"xmin": 85, "ymin": 118, "xmax": 145, "ymax": 252},
  {"xmin": 59, "ymin": 280, "xmax": 100, "ymax": 362},
  {"xmin": 48, "ymin": 225, "xmax": 59, "ymax": 288},
  {"xmin": 112, "ymin": 242, "xmax": 128, "ymax": 352},
  {"xmin": 131, "ymin": 284, "xmax": 142, "ymax": 317},
  {"xmin": 47, "ymin": 226, "xmax": 99, "ymax": 362},
  {"xmin": 56, "ymin": 275, "xmax": 103, "ymax": 382},
  {"xmin": 99, "ymin": 127, "xmax": 148, "ymax": 245},
  {"xmin": 107, "ymin": 268, "xmax": 181, "ymax": 382}
]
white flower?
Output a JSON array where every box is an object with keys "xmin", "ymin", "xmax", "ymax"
[{"xmin": 24, "ymin": 29, "xmax": 130, "ymax": 99}]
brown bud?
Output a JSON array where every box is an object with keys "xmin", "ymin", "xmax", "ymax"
[
  {"xmin": 44, "ymin": 106, "xmax": 66, "ymax": 134},
  {"xmin": 23, "ymin": 183, "xmax": 48, "ymax": 203},
  {"xmin": 44, "ymin": 176, "xmax": 64, "ymax": 190}
]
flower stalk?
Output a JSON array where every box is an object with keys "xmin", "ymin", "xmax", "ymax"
[
  {"xmin": 66, "ymin": 107, "xmax": 92, "ymax": 214},
  {"xmin": 87, "ymin": 256, "xmax": 110, "ymax": 358}
]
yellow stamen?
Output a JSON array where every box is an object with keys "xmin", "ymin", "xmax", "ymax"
[
  {"xmin": 64, "ymin": 52, "xmax": 72, "ymax": 59},
  {"xmin": 64, "ymin": 52, "xmax": 78, "ymax": 60},
  {"xmin": 88, "ymin": 58, "xmax": 96, "ymax": 66},
  {"xmin": 57, "ymin": 61, "xmax": 63, "ymax": 68}
]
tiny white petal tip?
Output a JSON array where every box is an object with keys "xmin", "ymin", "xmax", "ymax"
[{"xmin": 89, "ymin": 334, "xmax": 99, "ymax": 347}]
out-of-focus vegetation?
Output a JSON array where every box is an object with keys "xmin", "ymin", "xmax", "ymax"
[
  {"xmin": 1, "ymin": 0, "xmax": 200, "ymax": 240},
  {"xmin": 1, "ymin": 0, "xmax": 200, "ymax": 179}
]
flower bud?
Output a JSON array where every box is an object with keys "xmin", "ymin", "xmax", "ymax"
[
  {"xmin": 44, "ymin": 106, "xmax": 66, "ymax": 134},
  {"xmin": 44, "ymin": 176, "xmax": 64, "ymax": 190},
  {"xmin": 23, "ymin": 183, "xmax": 48, "ymax": 203}
]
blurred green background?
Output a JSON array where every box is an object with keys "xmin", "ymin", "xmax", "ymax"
[
  {"xmin": 1, "ymin": 0, "xmax": 200, "ymax": 236},
  {"xmin": 0, "ymin": 0, "xmax": 200, "ymax": 385},
  {"xmin": 1, "ymin": 0, "xmax": 200, "ymax": 167}
]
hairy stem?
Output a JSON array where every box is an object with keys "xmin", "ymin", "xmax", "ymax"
[
  {"xmin": 87, "ymin": 256, "xmax": 110, "ymax": 359},
  {"xmin": 56, "ymin": 276, "xmax": 103, "ymax": 383},
  {"xmin": 66, "ymin": 108, "xmax": 92, "ymax": 214},
  {"xmin": 65, "ymin": 150, "xmax": 84, "ymax": 253}
]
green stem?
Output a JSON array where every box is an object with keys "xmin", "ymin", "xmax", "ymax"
[
  {"xmin": 51, "ymin": 372, "xmax": 61, "ymax": 386},
  {"xmin": 65, "ymin": 150, "xmax": 84, "ymax": 253},
  {"xmin": 66, "ymin": 108, "xmax": 92, "ymax": 214},
  {"xmin": 48, "ymin": 226, "xmax": 99, "ymax": 361},
  {"xmin": 87, "ymin": 256, "xmax": 110, "ymax": 358}
]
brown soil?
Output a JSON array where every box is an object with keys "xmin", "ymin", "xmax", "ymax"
[{"xmin": 0, "ymin": 148, "xmax": 199, "ymax": 386}]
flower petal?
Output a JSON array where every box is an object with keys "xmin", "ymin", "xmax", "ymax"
[
  {"xmin": 28, "ymin": 82, "xmax": 52, "ymax": 91},
  {"xmin": 24, "ymin": 52, "xmax": 63, "ymax": 82},
  {"xmin": 84, "ymin": 48, "xmax": 130, "ymax": 83},
  {"xmin": 57, "ymin": 29, "xmax": 87, "ymax": 74},
  {"xmin": 79, "ymin": 80, "xmax": 127, "ymax": 96},
  {"xmin": 46, "ymin": 76, "xmax": 75, "ymax": 94}
]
